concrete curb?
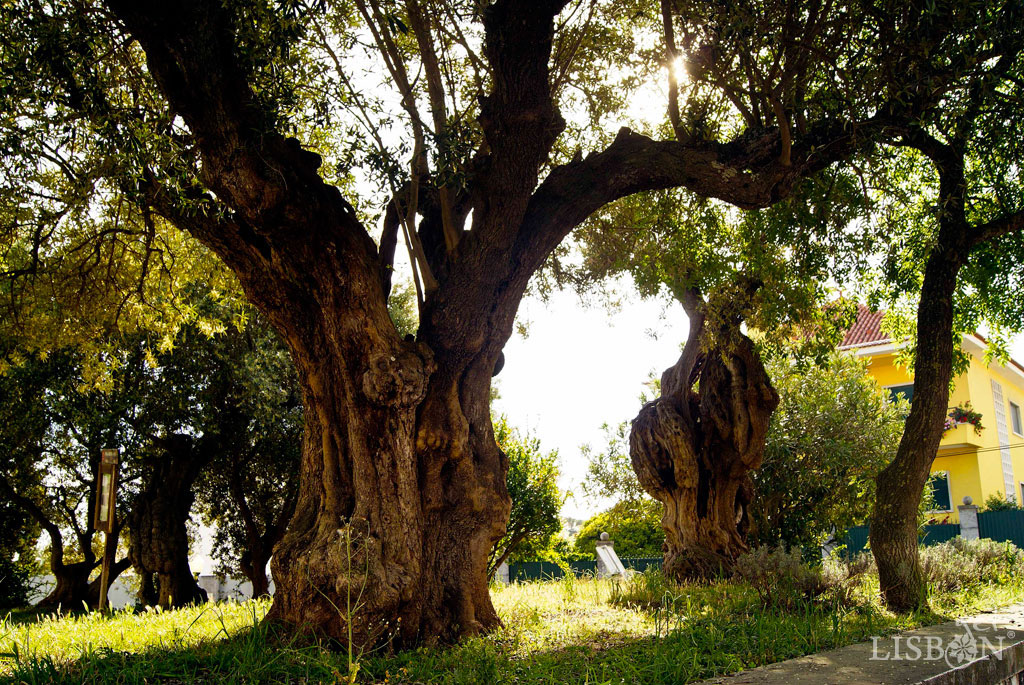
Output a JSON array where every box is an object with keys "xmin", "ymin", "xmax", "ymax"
[{"xmin": 697, "ymin": 604, "xmax": 1024, "ymax": 685}]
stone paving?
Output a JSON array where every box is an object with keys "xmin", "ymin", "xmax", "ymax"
[{"xmin": 698, "ymin": 604, "xmax": 1024, "ymax": 685}]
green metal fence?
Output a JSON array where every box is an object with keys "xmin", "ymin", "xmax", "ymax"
[
  {"xmin": 841, "ymin": 523, "xmax": 962, "ymax": 557},
  {"xmin": 507, "ymin": 557, "xmax": 661, "ymax": 581},
  {"xmin": 978, "ymin": 510, "xmax": 1024, "ymax": 548},
  {"xmin": 620, "ymin": 557, "xmax": 663, "ymax": 573}
]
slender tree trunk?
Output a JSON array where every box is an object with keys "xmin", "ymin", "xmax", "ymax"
[
  {"xmin": 229, "ymin": 457, "xmax": 295, "ymax": 600},
  {"xmin": 629, "ymin": 291, "xmax": 779, "ymax": 580},
  {"xmin": 242, "ymin": 551, "xmax": 270, "ymax": 599},
  {"xmin": 870, "ymin": 249, "xmax": 963, "ymax": 611}
]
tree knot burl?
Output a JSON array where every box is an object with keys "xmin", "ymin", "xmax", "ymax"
[{"xmin": 361, "ymin": 345, "xmax": 435, "ymax": 407}]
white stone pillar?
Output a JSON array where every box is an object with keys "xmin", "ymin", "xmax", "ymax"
[{"xmin": 959, "ymin": 497, "xmax": 980, "ymax": 541}]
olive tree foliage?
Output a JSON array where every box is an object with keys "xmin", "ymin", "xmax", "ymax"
[
  {"xmin": 852, "ymin": 12, "xmax": 1024, "ymax": 611},
  {"xmin": 579, "ymin": 417, "xmax": 665, "ymax": 559},
  {"xmin": 1, "ymin": 0, "xmax": 1016, "ymax": 643},
  {"xmin": 0, "ymin": 346, "xmax": 149, "ymax": 610},
  {"xmin": 194, "ymin": 315, "xmax": 304, "ymax": 598},
  {"xmin": 487, "ymin": 416, "xmax": 562, "ymax": 577},
  {"xmin": 749, "ymin": 352, "xmax": 907, "ymax": 552}
]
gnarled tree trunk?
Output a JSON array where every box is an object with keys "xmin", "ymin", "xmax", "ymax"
[
  {"xmin": 104, "ymin": 0, "xmax": 919, "ymax": 648},
  {"xmin": 129, "ymin": 435, "xmax": 210, "ymax": 608},
  {"xmin": 262, "ymin": 294, "xmax": 512, "ymax": 647},
  {"xmin": 630, "ymin": 289, "xmax": 779, "ymax": 580}
]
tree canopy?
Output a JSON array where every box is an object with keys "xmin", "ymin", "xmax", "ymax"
[{"xmin": 2, "ymin": 0, "xmax": 1022, "ymax": 644}]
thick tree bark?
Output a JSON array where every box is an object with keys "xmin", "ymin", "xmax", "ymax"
[
  {"xmin": 630, "ymin": 290, "xmax": 779, "ymax": 579},
  {"xmin": 38, "ymin": 562, "xmax": 93, "ymax": 611},
  {"xmin": 101, "ymin": 0, "xmax": 945, "ymax": 648},
  {"xmin": 129, "ymin": 436, "xmax": 210, "ymax": 607},
  {"xmin": 263, "ymin": 321, "xmax": 510, "ymax": 647},
  {"xmin": 240, "ymin": 551, "xmax": 270, "ymax": 599}
]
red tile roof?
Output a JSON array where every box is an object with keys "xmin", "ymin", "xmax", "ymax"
[
  {"xmin": 840, "ymin": 305, "xmax": 1024, "ymax": 379},
  {"xmin": 839, "ymin": 305, "xmax": 890, "ymax": 348}
]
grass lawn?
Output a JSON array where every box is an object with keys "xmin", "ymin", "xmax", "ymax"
[{"xmin": 2, "ymin": 570, "xmax": 1024, "ymax": 684}]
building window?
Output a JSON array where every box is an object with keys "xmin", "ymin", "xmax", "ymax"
[
  {"xmin": 1010, "ymin": 402, "xmax": 1022, "ymax": 436},
  {"xmin": 888, "ymin": 384, "xmax": 914, "ymax": 404},
  {"xmin": 929, "ymin": 472, "xmax": 952, "ymax": 511}
]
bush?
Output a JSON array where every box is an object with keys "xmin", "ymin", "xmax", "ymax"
[
  {"xmin": 920, "ymin": 538, "xmax": 1024, "ymax": 593},
  {"xmin": 980, "ymin": 494, "xmax": 1023, "ymax": 512},
  {"xmin": 734, "ymin": 546, "xmax": 828, "ymax": 609},
  {"xmin": 0, "ymin": 557, "xmax": 34, "ymax": 609},
  {"xmin": 750, "ymin": 353, "xmax": 906, "ymax": 552},
  {"xmin": 573, "ymin": 499, "xmax": 664, "ymax": 558}
]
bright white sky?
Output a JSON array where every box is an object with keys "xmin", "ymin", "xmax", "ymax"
[{"xmin": 492, "ymin": 282, "xmax": 688, "ymax": 521}]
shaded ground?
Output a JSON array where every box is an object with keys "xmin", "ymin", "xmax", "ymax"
[{"xmin": 3, "ymin": 575, "xmax": 1024, "ymax": 684}]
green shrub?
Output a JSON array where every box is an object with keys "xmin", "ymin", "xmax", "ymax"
[
  {"xmin": 980, "ymin": 494, "xmax": 1023, "ymax": 512},
  {"xmin": 734, "ymin": 546, "xmax": 828, "ymax": 609},
  {"xmin": 573, "ymin": 500, "xmax": 664, "ymax": 558},
  {"xmin": 919, "ymin": 538, "xmax": 1024, "ymax": 593},
  {"xmin": 919, "ymin": 543, "xmax": 982, "ymax": 593}
]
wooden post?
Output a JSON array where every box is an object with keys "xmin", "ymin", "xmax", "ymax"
[{"xmin": 94, "ymin": 448, "xmax": 119, "ymax": 611}]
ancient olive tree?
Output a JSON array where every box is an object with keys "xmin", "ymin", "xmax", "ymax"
[
  {"xmin": 556, "ymin": 168, "xmax": 872, "ymax": 578},
  {"xmin": 2, "ymin": 0, "xmax": 1004, "ymax": 643}
]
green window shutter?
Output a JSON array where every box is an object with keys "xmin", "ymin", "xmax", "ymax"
[
  {"xmin": 930, "ymin": 473, "xmax": 951, "ymax": 511},
  {"xmin": 888, "ymin": 384, "xmax": 914, "ymax": 403}
]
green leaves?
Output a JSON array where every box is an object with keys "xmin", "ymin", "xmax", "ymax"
[
  {"xmin": 750, "ymin": 352, "xmax": 908, "ymax": 551},
  {"xmin": 490, "ymin": 416, "xmax": 563, "ymax": 569}
]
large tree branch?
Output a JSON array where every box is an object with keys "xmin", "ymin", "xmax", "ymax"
[
  {"xmin": 105, "ymin": 0, "xmax": 378, "ymax": 269},
  {"xmin": 513, "ymin": 117, "xmax": 887, "ymax": 284},
  {"xmin": 972, "ymin": 211, "xmax": 1024, "ymax": 246},
  {"xmin": 0, "ymin": 475, "xmax": 67, "ymax": 574}
]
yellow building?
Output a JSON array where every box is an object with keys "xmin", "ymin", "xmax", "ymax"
[{"xmin": 841, "ymin": 307, "xmax": 1024, "ymax": 522}]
